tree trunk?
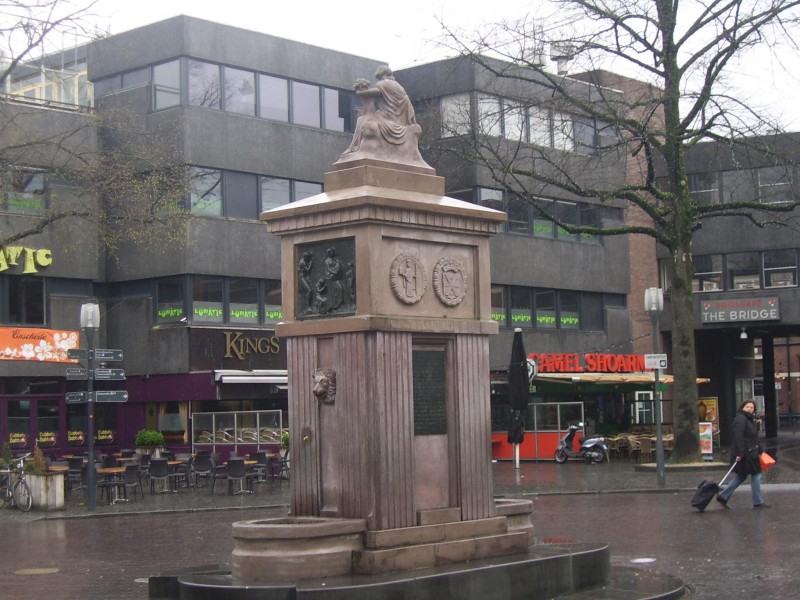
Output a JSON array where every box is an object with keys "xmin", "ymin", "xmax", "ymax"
[{"xmin": 669, "ymin": 243, "xmax": 701, "ymax": 462}]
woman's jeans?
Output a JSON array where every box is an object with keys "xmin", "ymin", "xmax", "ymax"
[{"xmin": 718, "ymin": 471, "xmax": 764, "ymax": 506}]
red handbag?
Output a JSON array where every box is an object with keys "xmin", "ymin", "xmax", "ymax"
[{"xmin": 760, "ymin": 452, "xmax": 776, "ymax": 471}]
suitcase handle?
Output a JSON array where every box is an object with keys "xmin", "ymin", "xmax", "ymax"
[{"xmin": 719, "ymin": 462, "xmax": 738, "ymax": 487}]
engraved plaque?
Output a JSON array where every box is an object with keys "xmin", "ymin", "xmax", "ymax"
[
  {"xmin": 413, "ymin": 349, "xmax": 447, "ymax": 435},
  {"xmin": 296, "ymin": 238, "xmax": 356, "ymax": 319},
  {"xmin": 433, "ymin": 256, "xmax": 467, "ymax": 307},
  {"xmin": 390, "ymin": 253, "xmax": 426, "ymax": 304}
]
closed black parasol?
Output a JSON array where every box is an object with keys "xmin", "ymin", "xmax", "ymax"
[{"xmin": 507, "ymin": 328, "xmax": 529, "ymax": 445}]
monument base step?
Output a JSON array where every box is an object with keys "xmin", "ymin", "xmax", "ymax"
[{"xmin": 417, "ymin": 507, "xmax": 461, "ymax": 525}]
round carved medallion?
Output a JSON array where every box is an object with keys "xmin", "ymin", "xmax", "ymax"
[
  {"xmin": 390, "ymin": 254, "xmax": 426, "ymax": 304},
  {"xmin": 433, "ymin": 256, "xmax": 467, "ymax": 306}
]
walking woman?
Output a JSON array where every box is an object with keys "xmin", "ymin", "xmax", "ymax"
[{"xmin": 717, "ymin": 400, "xmax": 770, "ymax": 509}]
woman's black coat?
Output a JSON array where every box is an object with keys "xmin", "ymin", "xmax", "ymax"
[{"xmin": 730, "ymin": 410, "xmax": 761, "ymax": 476}]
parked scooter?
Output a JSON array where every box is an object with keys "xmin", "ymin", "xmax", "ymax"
[{"xmin": 554, "ymin": 422, "xmax": 608, "ymax": 463}]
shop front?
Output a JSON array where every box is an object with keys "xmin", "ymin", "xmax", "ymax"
[{"xmin": 490, "ymin": 351, "xmax": 694, "ymax": 460}]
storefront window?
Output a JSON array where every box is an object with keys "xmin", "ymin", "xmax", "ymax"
[
  {"xmin": 192, "ymin": 276, "xmax": 224, "ymax": 323},
  {"xmin": 7, "ymin": 400, "xmax": 31, "ymax": 449},
  {"xmin": 229, "ymin": 278, "xmax": 259, "ymax": 324},
  {"xmin": 37, "ymin": 400, "xmax": 60, "ymax": 449},
  {"xmin": 156, "ymin": 276, "xmax": 185, "ymax": 323},
  {"xmin": 157, "ymin": 403, "xmax": 187, "ymax": 445},
  {"xmin": 259, "ymin": 74, "xmax": 289, "ymax": 121},
  {"xmin": 554, "ymin": 201, "xmax": 578, "ymax": 241},
  {"xmin": 510, "ymin": 287, "xmax": 533, "ymax": 328},
  {"xmin": 2, "ymin": 170, "xmax": 46, "ymax": 214},
  {"xmin": 291, "ymin": 81, "xmax": 320, "ymax": 128},
  {"xmin": 67, "ymin": 404, "xmax": 87, "ymax": 447},
  {"xmin": 533, "ymin": 200, "xmax": 555, "ymax": 238},
  {"xmin": 764, "ymin": 249, "xmax": 797, "ymax": 288},
  {"xmin": 187, "ymin": 60, "xmax": 220, "ymax": 109},
  {"xmin": 491, "ymin": 285, "xmax": 506, "ymax": 325},
  {"xmin": 223, "ymin": 66, "xmax": 256, "ymax": 116},
  {"xmin": 506, "ymin": 195, "xmax": 531, "ymax": 234},
  {"xmin": 95, "ymin": 403, "xmax": 118, "ymax": 447},
  {"xmin": 264, "ymin": 279, "xmax": 282, "ymax": 324},
  {"xmin": 535, "ymin": 290, "xmax": 557, "ymax": 328}
]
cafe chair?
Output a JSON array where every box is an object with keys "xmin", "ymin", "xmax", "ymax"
[
  {"xmin": 102, "ymin": 454, "xmax": 119, "ymax": 468},
  {"xmin": 121, "ymin": 464, "xmax": 144, "ymax": 501},
  {"xmin": 120, "ymin": 449, "xmax": 136, "ymax": 458},
  {"xmin": 637, "ymin": 437, "xmax": 655, "ymax": 463},
  {"xmin": 225, "ymin": 457, "xmax": 255, "ymax": 495},
  {"xmin": 66, "ymin": 457, "xmax": 84, "ymax": 498},
  {"xmin": 149, "ymin": 457, "xmax": 176, "ymax": 494},
  {"xmin": 192, "ymin": 453, "xmax": 214, "ymax": 489},
  {"xmin": 274, "ymin": 448, "xmax": 290, "ymax": 485},
  {"xmin": 248, "ymin": 451, "xmax": 272, "ymax": 488}
]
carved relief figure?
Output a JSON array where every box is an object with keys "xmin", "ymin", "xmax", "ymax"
[
  {"xmin": 323, "ymin": 247, "xmax": 344, "ymax": 310},
  {"xmin": 298, "ymin": 252, "xmax": 314, "ymax": 313},
  {"xmin": 313, "ymin": 368, "xmax": 337, "ymax": 405}
]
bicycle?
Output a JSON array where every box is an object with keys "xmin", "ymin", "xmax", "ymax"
[{"xmin": 0, "ymin": 453, "xmax": 33, "ymax": 512}]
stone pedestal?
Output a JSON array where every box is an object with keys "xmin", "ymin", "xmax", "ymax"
[{"xmin": 264, "ymin": 158, "xmax": 505, "ymax": 535}]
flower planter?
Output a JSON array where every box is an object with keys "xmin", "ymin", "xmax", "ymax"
[
  {"xmin": 27, "ymin": 472, "xmax": 65, "ymax": 511},
  {"xmin": 135, "ymin": 446, "xmax": 165, "ymax": 458}
]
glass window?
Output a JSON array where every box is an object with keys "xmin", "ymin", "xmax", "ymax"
[
  {"xmin": 229, "ymin": 278, "xmax": 259, "ymax": 324},
  {"xmin": 294, "ymin": 181, "xmax": 322, "ymax": 202},
  {"xmin": 192, "ymin": 276, "xmax": 224, "ymax": 323},
  {"xmin": 223, "ymin": 66, "xmax": 256, "ymax": 116},
  {"xmin": 506, "ymin": 195, "xmax": 531, "ymax": 234},
  {"xmin": 156, "ymin": 277, "xmax": 185, "ymax": 323},
  {"xmin": 224, "ymin": 171, "xmax": 258, "ymax": 219},
  {"xmin": 579, "ymin": 204, "xmax": 600, "ymax": 243},
  {"xmin": 189, "ymin": 168, "xmax": 223, "ymax": 216},
  {"xmin": 581, "ymin": 293, "xmax": 604, "ymax": 331},
  {"xmin": 323, "ymin": 87, "xmax": 350, "ymax": 132},
  {"xmin": 122, "ymin": 68, "xmax": 149, "ymax": 89},
  {"xmin": 2, "ymin": 170, "xmax": 46, "ymax": 214},
  {"xmin": 8, "ymin": 276, "xmax": 45, "ymax": 325},
  {"xmin": 552, "ymin": 112, "xmax": 574, "ymax": 152},
  {"xmin": 559, "ymin": 291, "xmax": 580, "ymax": 329},
  {"xmin": 692, "ymin": 254, "xmax": 723, "ymax": 292},
  {"xmin": 503, "ymin": 101, "xmax": 526, "ymax": 141},
  {"xmin": 261, "ymin": 176, "xmax": 291, "ymax": 211},
  {"xmin": 94, "ymin": 403, "xmax": 118, "ymax": 447},
  {"xmin": 688, "ymin": 172, "xmax": 719, "ymax": 205},
  {"xmin": 259, "ymin": 74, "xmax": 289, "ymax": 121},
  {"xmin": 440, "ymin": 93, "xmax": 471, "ymax": 137},
  {"xmin": 187, "ymin": 60, "xmax": 221, "ymax": 109},
  {"xmin": 37, "ymin": 400, "xmax": 60, "ymax": 449},
  {"xmin": 764, "ymin": 249, "xmax": 797, "ymax": 288},
  {"xmin": 491, "ymin": 285, "xmax": 506, "ymax": 325},
  {"xmin": 758, "ymin": 166, "xmax": 794, "ymax": 204},
  {"xmin": 535, "ymin": 290, "xmax": 557, "ymax": 329},
  {"xmin": 67, "ymin": 404, "xmax": 87, "ymax": 448},
  {"xmin": 152, "ymin": 59, "xmax": 181, "ymax": 110},
  {"xmin": 477, "ymin": 94, "xmax": 502, "ymax": 137},
  {"xmin": 532, "ymin": 199, "xmax": 555, "ymax": 238},
  {"xmin": 554, "ymin": 201, "xmax": 578, "ymax": 241},
  {"xmin": 291, "ymin": 81, "xmax": 320, "ymax": 127},
  {"xmin": 722, "ymin": 169, "xmax": 757, "ymax": 203},
  {"xmin": 510, "ymin": 287, "xmax": 533, "ymax": 329},
  {"xmin": 478, "ymin": 188, "xmax": 504, "ymax": 211},
  {"xmin": 7, "ymin": 400, "xmax": 31, "ymax": 449},
  {"xmin": 727, "ymin": 252, "xmax": 761, "ymax": 290},
  {"xmin": 573, "ymin": 117, "xmax": 595, "ymax": 155},
  {"xmin": 528, "ymin": 106, "xmax": 551, "ymax": 147},
  {"xmin": 93, "ymin": 75, "xmax": 121, "ymax": 97},
  {"xmin": 264, "ymin": 279, "xmax": 283, "ymax": 325}
]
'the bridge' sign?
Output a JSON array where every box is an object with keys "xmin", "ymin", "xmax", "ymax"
[{"xmin": 701, "ymin": 297, "xmax": 780, "ymax": 323}]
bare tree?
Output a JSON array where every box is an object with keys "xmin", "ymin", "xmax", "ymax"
[
  {"xmin": 433, "ymin": 0, "xmax": 800, "ymax": 461},
  {"xmin": 1, "ymin": 1, "xmax": 191, "ymax": 254}
]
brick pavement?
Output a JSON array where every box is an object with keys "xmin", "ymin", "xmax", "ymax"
[{"xmin": 0, "ymin": 432, "xmax": 798, "ymax": 599}]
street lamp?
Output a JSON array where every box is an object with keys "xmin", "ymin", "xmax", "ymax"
[
  {"xmin": 80, "ymin": 302, "xmax": 100, "ymax": 510},
  {"xmin": 644, "ymin": 287, "xmax": 666, "ymax": 488}
]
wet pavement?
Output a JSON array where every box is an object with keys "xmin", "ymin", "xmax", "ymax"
[{"xmin": 1, "ymin": 433, "xmax": 799, "ymax": 599}]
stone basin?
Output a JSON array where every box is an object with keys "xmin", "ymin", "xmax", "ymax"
[{"xmin": 231, "ymin": 516, "xmax": 366, "ymax": 582}]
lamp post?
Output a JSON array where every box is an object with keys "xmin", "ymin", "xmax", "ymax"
[
  {"xmin": 80, "ymin": 302, "xmax": 100, "ymax": 510},
  {"xmin": 644, "ymin": 287, "xmax": 666, "ymax": 488}
]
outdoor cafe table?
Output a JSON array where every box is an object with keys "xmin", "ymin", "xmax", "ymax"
[{"xmin": 96, "ymin": 466, "xmax": 126, "ymax": 504}]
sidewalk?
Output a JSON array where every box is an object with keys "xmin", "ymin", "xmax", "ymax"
[{"xmin": 1, "ymin": 431, "xmax": 798, "ymax": 600}]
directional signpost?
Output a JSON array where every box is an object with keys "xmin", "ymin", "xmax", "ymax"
[
  {"xmin": 66, "ymin": 391, "xmax": 89, "ymax": 404},
  {"xmin": 95, "ymin": 391, "xmax": 129, "ymax": 402},
  {"xmin": 93, "ymin": 368, "xmax": 125, "ymax": 381},
  {"xmin": 64, "ymin": 349, "xmax": 127, "ymax": 406},
  {"xmin": 93, "ymin": 349, "xmax": 123, "ymax": 362}
]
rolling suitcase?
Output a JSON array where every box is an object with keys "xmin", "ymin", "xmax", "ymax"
[{"xmin": 691, "ymin": 463, "xmax": 737, "ymax": 512}]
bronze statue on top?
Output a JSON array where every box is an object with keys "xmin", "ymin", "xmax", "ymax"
[{"xmin": 336, "ymin": 66, "xmax": 431, "ymax": 168}]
